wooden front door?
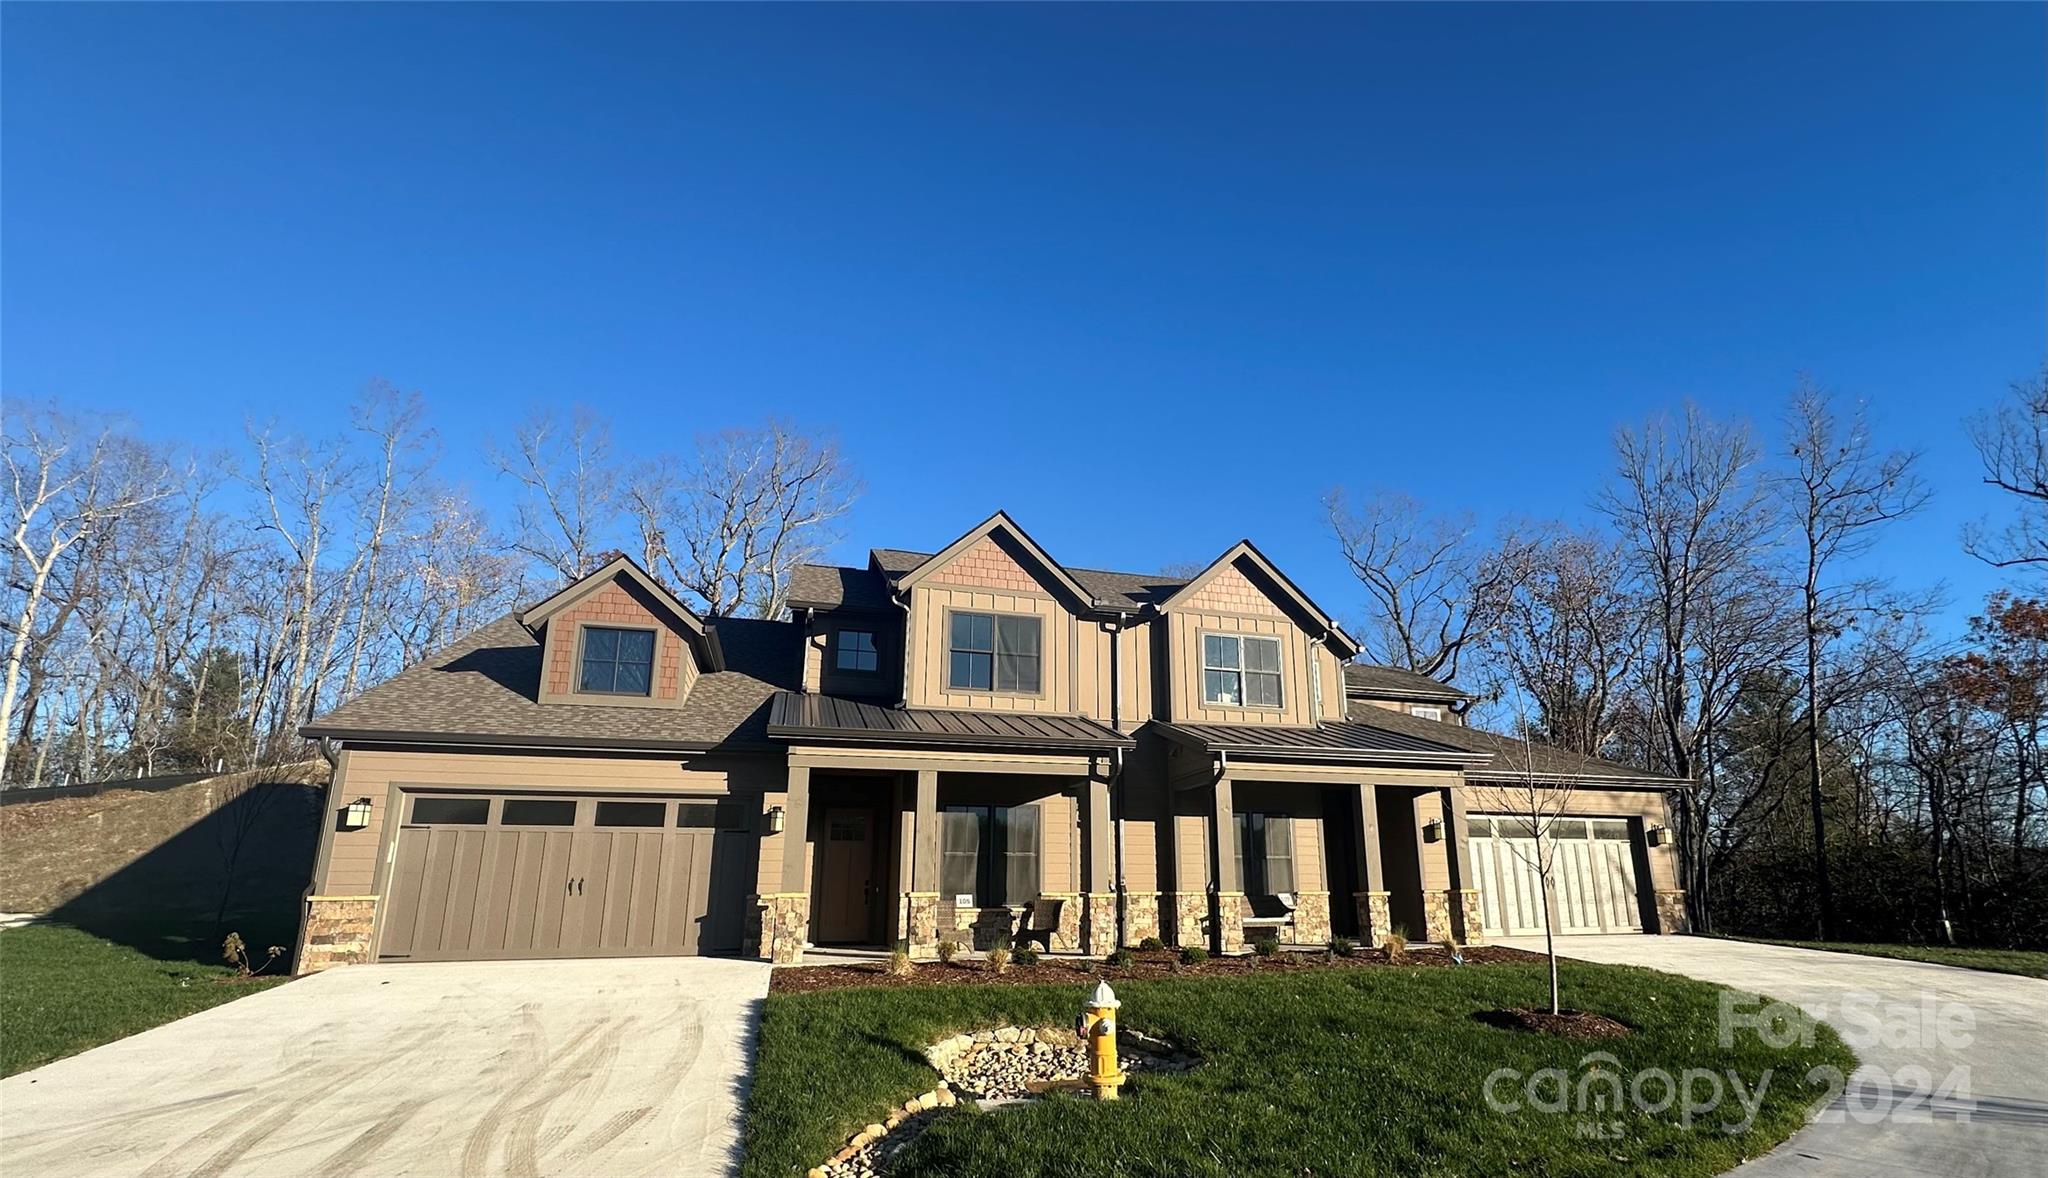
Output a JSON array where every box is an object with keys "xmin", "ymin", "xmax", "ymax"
[{"xmin": 814, "ymin": 807, "xmax": 876, "ymax": 943}]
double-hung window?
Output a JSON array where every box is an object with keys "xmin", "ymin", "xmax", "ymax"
[
  {"xmin": 1202, "ymin": 633, "xmax": 1283, "ymax": 708},
  {"xmin": 579, "ymin": 626, "xmax": 656, "ymax": 696},
  {"xmin": 938, "ymin": 803, "xmax": 1041, "ymax": 907},
  {"xmin": 948, "ymin": 612, "xmax": 1041, "ymax": 693},
  {"xmin": 833, "ymin": 628, "xmax": 879, "ymax": 673},
  {"xmin": 1234, "ymin": 812, "xmax": 1297, "ymax": 896}
]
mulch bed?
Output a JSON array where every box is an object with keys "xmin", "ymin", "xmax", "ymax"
[
  {"xmin": 771, "ymin": 944, "xmax": 1545, "ymax": 994},
  {"xmin": 1473, "ymin": 1007, "xmax": 1634, "ymax": 1039}
]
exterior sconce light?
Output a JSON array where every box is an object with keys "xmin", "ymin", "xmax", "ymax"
[
  {"xmin": 1421, "ymin": 818, "xmax": 1443, "ymax": 844},
  {"xmin": 765, "ymin": 806, "xmax": 787, "ymax": 835},
  {"xmin": 1646, "ymin": 825, "xmax": 1674, "ymax": 847},
  {"xmin": 340, "ymin": 798, "xmax": 372, "ymax": 830}
]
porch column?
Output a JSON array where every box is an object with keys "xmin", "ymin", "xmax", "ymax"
[
  {"xmin": 1207, "ymin": 775, "xmax": 1244, "ymax": 954},
  {"xmin": 904, "ymin": 768, "xmax": 940, "ymax": 957},
  {"xmin": 1439, "ymin": 787, "xmax": 1485, "ymax": 946},
  {"xmin": 762, "ymin": 765, "xmax": 811, "ymax": 964},
  {"xmin": 1351, "ymin": 783, "xmax": 1394, "ymax": 948},
  {"xmin": 1081, "ymin": 775, "xmax": 1117, "ymax": 955}
]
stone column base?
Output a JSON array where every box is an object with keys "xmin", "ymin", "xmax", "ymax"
[
  {"xmin": 903, "ymin": 892, "xmax": 940, "ymax": 957},
  {"xmin": 1290, "ymin": 890, "xmax": 1332, "ymax": 946},
  {"xmin": 1654, "ymin": 889, "xmax": 1690, "ymax": 934},
  {"xmin": 1083, "ymin": 891, "xmax": 1118, "ymax": 955},
  {"xmin": 1212, "ymin": 890, "xmax": 1246, "ymax": 955},
  {"xmin": 1451, "ymin": 887, "xmax": 1486, "ymax": 946},
  {"xmin": 1353, "ymin": 890, "xmax": 1394, "ymax": 947},
  {"xmin": 1124, "ymin": 891, "xmax": 1161, "ymax": 946},
  {"xmin": 1037, "ymin": 892, "xmax": 1081, "ymax": 951},
  {"xmin": 298, "ymin": 895, "xmax": 377, "ymax": 972},
  {"xmin": 1421, "ymin": 889, "xmax": 1455, "ymax": 945},
  {"xmin": 1170, "ymin": 892, "xmax": 1206, "ymax": 948},
  {"xmin": 759, "ymin": 893, "xmax": 810, "ymax": 964}
]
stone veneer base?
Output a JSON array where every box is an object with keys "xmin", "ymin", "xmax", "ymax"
[
  {"xmin": 1212, "ymin": 890, "xmax": 1246, "ymax": 954},
  {"xmin": 1655, "ymin": 889, "xmax": 1691, "ymax": 934},
  {"xmin": 1083, "ymin": 892, "xmax": 1118, "ymax": 955},
  {"xmin": 1353, "ymin": 890, "xmax": 1393, "ymax": 948},
  {"xmin": 298, "ymin": 895, "xmax": 377, "ymax": 972},
  {"xmin": 759, "ymin": 893, "xmax": 811, "ymax": 964},
  {"xmin": 1123, "ymin": 891, "xmax": 1161, "ymax": 946}
]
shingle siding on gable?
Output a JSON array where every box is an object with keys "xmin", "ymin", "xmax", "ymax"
[
  {"xmin": 541, "ymin": 579, "xmax": 693, "ymax": 703},
  {"xmin": 1180, "ymin": 563, "xmax": 1286, "ymax": 617},
  {"xmin": 923, "ymin": 536, "xmax": 1044, "ymax": 594}
]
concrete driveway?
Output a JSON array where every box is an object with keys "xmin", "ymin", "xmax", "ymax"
[
  {"xmin": 0, "ymin": 956, "xmax": 770, "ymax": 1178},
  {"xmin": 1498, "ymin": 935, "xmax": 2047, "ymax": 1178}
]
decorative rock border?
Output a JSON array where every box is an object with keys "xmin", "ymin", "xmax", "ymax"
[{"xmin": 810, "ymin": 1025, "xmax": 1199, "ymax": 1178}]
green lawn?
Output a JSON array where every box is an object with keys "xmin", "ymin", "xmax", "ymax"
[
  {"xmin": 0, "ymin": 922, "xmax": 289, "ymax": 1077},
  {"xmin": 1725, "ymin": 937, "xmax": 2048, "ymax": 979},
  {"xmin": 744, "ymin": 961, "xmax": 1852, "ymax": 1178}
]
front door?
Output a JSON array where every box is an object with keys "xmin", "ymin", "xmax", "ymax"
[{"xmin": 814, "ymin": 807, "xmax": 876, "ymax": 943}]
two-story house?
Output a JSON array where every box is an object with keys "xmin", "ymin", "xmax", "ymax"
[{"xmin": 295, "ymin": 511, "xmax": 1686, "ymax": 971}]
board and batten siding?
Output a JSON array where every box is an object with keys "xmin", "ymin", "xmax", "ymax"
[
  {"xmin": 907, "ymin": 584, "xmax": 1077, "ymax": 714},
  {"xmin": 318, "ymin": 748, "xmax": 777, "ymax": 898}
]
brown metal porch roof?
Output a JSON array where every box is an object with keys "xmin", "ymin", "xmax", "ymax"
[
  {"xmin": 1155, "ymin": 719, "xmax": 1489, "ymax": 767},
  {"xmin": 768, "ymin": 692, "xmax": 1135, "ymax": 751}
]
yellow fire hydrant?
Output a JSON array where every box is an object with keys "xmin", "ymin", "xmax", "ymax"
[{"xmin": 1077, "ymin": 979, "xmax": 1125, "ymax": 1100}]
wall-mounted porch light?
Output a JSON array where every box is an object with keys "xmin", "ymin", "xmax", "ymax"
[
  {"xmin": 1421, "ymin": 818, "xmax": 1443, "ymax": 843},
  {"xmin": 1646, "ymin": 825, "xmax": 1674, "ymax": 847},
  {"xmin": 765, "ymin": 806, "xmax": 787, "ymax": 835},
  {"xmin": 340, "ymin": 798, "xmax": 373, "ymax": 830}
]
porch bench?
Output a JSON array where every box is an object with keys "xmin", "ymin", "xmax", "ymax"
[
  {"xmin": 1241, "ymin": 892, "xmax": 1297, "ymax": 940},
  {"xmin": 1014, "ymin": 897, "xmax": 1065, "ymax": 952}
]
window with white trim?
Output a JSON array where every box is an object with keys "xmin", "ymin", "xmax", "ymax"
[
  {"xmin": 1410, "ymin": 705, "xmax": 1443, "ymax": 721},
  {"xmin": 1202, "ymin": 633, "xmax": 1283, "ymax": 708}
]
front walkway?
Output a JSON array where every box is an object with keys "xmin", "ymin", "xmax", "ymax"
[
  {"xmin": 1498, "ymin": 935, "xmax": 2047, "ymax": 1178},
  {"xmin": 0, "ymin": 956, "xmax": 770, "ymax": 1178}
]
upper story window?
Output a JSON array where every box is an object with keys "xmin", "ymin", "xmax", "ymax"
[
  {"xmin": 1410, "ymin": 705, "xmax": 1443, "ymax": 722},
  {"xmin": 947, "ymin": 611, "xmax": 1041, "ymax": 693},
  {"xmin": 1202, "ymin": 633, "xmax": 1282, "ymax": 708},
  {"xmin": 579, "ymin": 626, "xmax": 656, "ymax": 696},
  {"xmin": 833, "ymin": 628, "xmax": 880, "ymax": 674}
]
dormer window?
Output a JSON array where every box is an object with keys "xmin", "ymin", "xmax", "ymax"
[
  {"xmin": 947, "ymin": 611, "xmax": 1041, "ymax": 693},
  {"xmin": 1410, "ymin": 705, "xmax": 1443, "ymax": 722},
  {"xmin": 833, "ymin": 628, "xmax": 880, "ymax": 674},
  {"xmin": 1203, "ymin": 633, "xmax": 1283, "ymax": 708},
  {"xmin": 579, "ymin": 626, "xmax": 655, "ymax": 696}
]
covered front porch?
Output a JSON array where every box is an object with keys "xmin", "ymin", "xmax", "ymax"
[
  {"xmin": 1155, "ymin": 719, "xmax": 1497, "ymax": 954},
  {"xmin": 756, "ymin": 693, "xmax": 1135, "ymax": 964}
]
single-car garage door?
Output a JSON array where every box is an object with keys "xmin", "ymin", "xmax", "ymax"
[
  {"xmin": 1469, "ymin": 815, "xmax": 1645, "ymax": 937},
  {"xmin": 378, "ymin": 792, "xmax": 750, "ymax": 961}
]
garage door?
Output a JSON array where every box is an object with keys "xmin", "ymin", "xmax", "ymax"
[
  {"xmin": 378, "ymin": 792, "xmax": 750, "ymax": 961},
  {"xmin": 1469, "ymin": 815, "xmax": 1644, "ymax": 937}
]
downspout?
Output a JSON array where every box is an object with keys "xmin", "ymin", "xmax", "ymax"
[
  {"xmin": 890, "ymin": 589, "xmax": 913, "ymax": 710},
  {"xmin": 1107, "ymin": 610, "xmax": 1128, "ymax": 946},
  {"xmin": 1309, "ymin": 631, "xmax": 1327, "ymax": 722}
]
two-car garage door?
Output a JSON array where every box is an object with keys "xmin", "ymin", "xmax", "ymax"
[
  {"xmin": 1468, "ymin": 815, "xmax": 1645, "ymax": 937},
  {"xmin": 379, "ymin": 792, "xmax": 750, "ymax": 961}
]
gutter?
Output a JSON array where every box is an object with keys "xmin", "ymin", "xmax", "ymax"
[
  {"xmin": 299, "ymin": 729, "xmax": 732, "ymax": 756},
  {"xmin": 1107, "ymin": 610, "xmax": 1128, "ymax": 946},
  {"xmin": 890, "ymin": 587, "xmax": 914, "ymax": 710}
]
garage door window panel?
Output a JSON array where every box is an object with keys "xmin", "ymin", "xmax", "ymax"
[
  {"xmin": 502, "ymin": 799, "xmax": 578, "ymax": 826},
  {"xmin": 411, "ymin": 796, "xmax": 489, "ymax": 825},
  {"xmin": 596, "ymin": 800, "xmax": 666, "ymax": 827}
]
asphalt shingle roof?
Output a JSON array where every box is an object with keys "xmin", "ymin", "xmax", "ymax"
[
  {"xmin": 790, "ymin": 550, "xmax": 1190, "ymax": 613},
  {"xmin": 1345, "ymin": 703, "xmax": 1681, "ymax": 784},
  {"xmin": 302, "ymin": 613, "xmax": 799, "ymax": 752},
  {"xmin": 1342, "ymin": 664, "xmax": 1472, "ymax": 701}
]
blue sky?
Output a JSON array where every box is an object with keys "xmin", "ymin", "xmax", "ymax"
[{"xmin": 4, "ymin": 3, "xmax": 2042, "ymax": 631}]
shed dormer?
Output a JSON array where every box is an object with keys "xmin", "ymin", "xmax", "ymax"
[{"xmin": 517, "ymin": 555, "xmax": 723, "ymax": 709}]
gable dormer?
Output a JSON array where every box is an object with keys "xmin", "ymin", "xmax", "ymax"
[
  {"xmin": 518, "ymin": 555, "xmax": 722, "ymax": 710},
  {"xmin": 1157, "ymin": 541, "xmax": 1358, "ymax": 727},
  {"xmin": 890, "ymin": 512, "xmax": 1095, "ymax": 715}
]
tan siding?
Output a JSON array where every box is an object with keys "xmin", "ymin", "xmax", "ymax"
[
  {"xmin": 538, "ymin": 577, "xmax": 697, "ymax": 706},
  {"xmin": 1416, "ymin": 790, "xmax": 1451, "ymax": 891},
  {"xmin": 1175, "ymin": 813, "xmax": 1210, "ymax": 890},
  {"xmin": 1292, "ymin": 816, "xmax": 1325, "ymax": 891},
  {"xmin": 907, "ymin": 585, "xmax": 1077, "ymax": 714},
  {"xmin": 1039, "ymin": 791, "xmax": 1077, "ymax": 893},
  {"xmin": 1075, "ymin": 616, "xmax": 1154, "ymax": 726},
  {"xmin": 1122, "ymin": 815, "xmax": 1159, "ymax": 892},
  {"xmin": 1179, "ymin": 565, "xmax": 1286, "ymax": 616},
  {"xmin": 1167, "ymin": 610, "xmax": 1318, "ymax": 726}
]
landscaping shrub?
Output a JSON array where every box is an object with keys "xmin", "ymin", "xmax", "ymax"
[
  {"xmin": 1137, "ymin": 935, "xmax": 1165, "ymax": 951},
  {"xmin": 1178, "ymin": 945, "xmax": 1208, "ymax": 965},
  {"xmin": 886, "ymin": 948, "xmax": 913, "ymax": 977},
  {"xmin": 1329, "ymin": 936, "xmax": 1355, "ymax": 957},
  {"xmin": 986, "ymin": 947, "xmax": 1011, "ymax": 975},
  {"xmin": 937, "ymin": 939, "xmax": 960, "ymax": 964},
  {"xmin": 1012, "ymin": 945, "xmax": 1040, "ymax": 966},
  {"xmin": 1251, "ymin": 935, "xmax": 1279, "ymax": 957},
  {"xmin": 1385, "ymin": 926, "xmax": 1409, "ymax": 962},
  {"xmin": 1105, "ymin": 947, "xmax": 1134, "ymax": 967}
]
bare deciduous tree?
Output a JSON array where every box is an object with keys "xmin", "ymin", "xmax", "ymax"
[
  {"xmin": 1468, "ymin": 718, "xmax": 1584, "ymax": 1015},
  {"xmin": 1784, "ymin": 382, "xmax": 1926, "ymax": 939},
  {"xmin": 1964, "ymin": 366, "xmax": 2048, "ymax": 571},
  {"xmin": 629, "ymin": 419, "xmax": 858, "ymax": 617},
  {"xmin": 1488, "ymin": 529, "xmax": 1643, "ymax": 757},
  {"xmin": 1325, "ymin": 489, "xmax": 1528, "ymax": 681},
  {"xmin": 2, "ymin": 405, "xmax": 171, "ymax": 781},
  {"xmin": 490, "ymin": 406, "xmax": 620, "ymax": 584}
]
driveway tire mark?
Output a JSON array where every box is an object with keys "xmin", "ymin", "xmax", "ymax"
[
  {"xmin": 308, "ymin": 1099, "xmax": 429, "ymax": 1178},
  {"xmin": 501, "ymin": 1020, "xmax": 628, "ymax": 1178}
]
